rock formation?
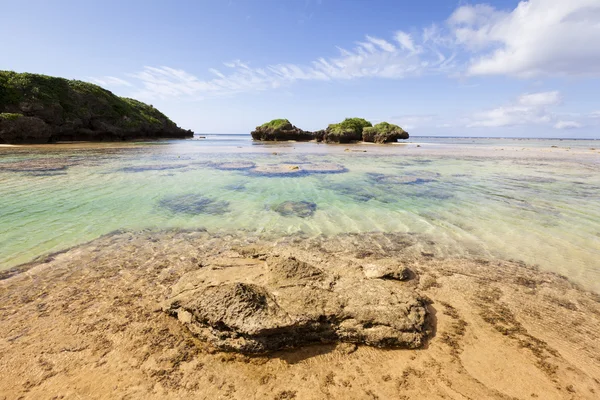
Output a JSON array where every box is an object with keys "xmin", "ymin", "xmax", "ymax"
[
  {"xmin": 163, "ymin": 255, "xmax": 428, "ymax": 354},
  {"xmin": 250, "ymin": 118, "xmax": 409, "ymax": 143},
  {"xmin": 250, "ymin": 119, "xmax": 314, "ymax": 141},
  {"xmin": 0, "ymin": 71, "xmax": 193, "ymax": 144},
  {"xmin": 321, "ymin": 117, "xmax": 372, "ymax": 143},
  {"xmin": 362, "ymin": 122, "xmax": 409, "ymax": 143}
]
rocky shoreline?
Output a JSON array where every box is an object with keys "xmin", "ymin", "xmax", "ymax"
[
  {"xmin": 1, "ymin": 229, "xmax": 599, "ymax": 399},
  {"xmin": 0, "ymin": 71, "xmax": 193, "ymax": 144}
]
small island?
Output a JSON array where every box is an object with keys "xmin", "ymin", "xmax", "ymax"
[
  {"xmin": 251, "ymin": 117, "xmax": 409, "ymax": 144},
  {"xmin": 0, "ymin": 71, "xmax": 193, "ymax": 144}
]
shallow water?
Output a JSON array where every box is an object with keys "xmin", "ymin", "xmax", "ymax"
[{"xmin": 1, "ymin": 135, "xmax": 599, "ymax": 292}]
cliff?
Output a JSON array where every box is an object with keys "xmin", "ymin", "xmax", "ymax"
[{"xmin": 0, "ymin": 71, "xmax": 193, "ymax": 144}]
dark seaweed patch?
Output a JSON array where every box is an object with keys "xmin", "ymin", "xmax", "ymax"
[
  {"xmin": 327, "ymin": 182, "xmax": 377, "ymax": 202},
  {"xmin": 22, "ymin": 171, "xmax": 69, "ymax": 177},
  {"xmin": 409, "ymin": 188, "xmax": 453, "ymax": 200},
  {"xmin": 159, "ymin": 194, "xmax": 230, "ymax": 215},
  {"xmin": 367, "ymin": 172, "xmax": 437, "ymax": 185},
  {"xmin": 224, "ymin": 183, "xmax": 247, "ymax": 191},
  {"xmin": 0, "ymin": 159, "xmax": 74, "ymax": 173},
  {"xmin": 272, "ymin": 201, "xmax": 317, "ymax": 218}
]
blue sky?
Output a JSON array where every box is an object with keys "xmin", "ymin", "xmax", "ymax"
[{"xmin": 1, "ymin": 0, "xmax": 600, "ymax": 137}]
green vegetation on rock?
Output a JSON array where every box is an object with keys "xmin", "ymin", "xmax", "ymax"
[
  {"xmin": 0, "ymin": 70, "xmax": 192, "ymax": 143},
  {"xmin": 327, "ymin": 118, "xmax": 372, "ymax": 135},
  {"xmin": 259, "ymin": 119, "xmax": 292, "ymax": 130},
  {"xmin": 323, "ymin": 117, "xmax": 372, "ymax": 143},
  {"xmin": 0, "ymin": 113, "xmax": 23, "ymax": 121}
]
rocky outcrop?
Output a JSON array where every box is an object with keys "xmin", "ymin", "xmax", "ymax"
[
  {"xmin": 362, "ymin": 122, "xmax": 409, "ymax": 143},
  {"xmin": 164, "ymin": 255, "xmax": 428, "ymax": 354},
  {"xmin": 250, "ymin": 119, "xmax": 315, "ymax": 141},
  {"xmin": 0, "ymin": 71, "xmax": 193, "ymax": 144},
  {"xmin": 249, "ymin": 118, "xmax": 409, "ymax": 144},
  {"xmin": 321, "ymin": 117, "xmax": 372, "ymax": 143}
]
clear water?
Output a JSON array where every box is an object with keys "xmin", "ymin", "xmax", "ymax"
[{"xmin": 1, "ymin": 135, "xmax": 599, "ymax": 292}]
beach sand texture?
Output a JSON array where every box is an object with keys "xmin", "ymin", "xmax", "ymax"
[{"xmin": 1, "ymin": 230, "xmax": 599, "ymax": 399}]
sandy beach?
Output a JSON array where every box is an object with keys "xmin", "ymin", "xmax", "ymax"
[{"xmin": 1, "ymin": 229, "xmax": 599, "ymax": 399}]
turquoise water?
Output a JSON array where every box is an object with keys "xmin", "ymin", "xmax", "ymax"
[{"xmin": 1, "ymin": 135, "xmax": 599, "ymax": 291}]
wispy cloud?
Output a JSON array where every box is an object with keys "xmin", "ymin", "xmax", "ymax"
[
  {"xmin": 123, "ymin": 30, "xmax": 455, "ymax": 100},
  {"xmin": 554, "ymin": 120, "xmax": 583, "ymax": 129},
  {"xmin": 466, "ymin": 90, "xmax": 578, "ymax": 129}
]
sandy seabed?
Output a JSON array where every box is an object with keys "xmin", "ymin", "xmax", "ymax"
[{"xmin": 1, "ymin": 229, "xmax": 599, "ymax": 400}]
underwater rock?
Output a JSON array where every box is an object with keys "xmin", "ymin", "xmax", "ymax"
[
  {"xmin": 249, "ymin": 163, "xmax": 347, "ymax": 177},
  {"xmin": 119, "ymin": 164, "xmax": 187, "ymax": 173},
  {"xmin": 211, "ymin": 161, "xmax": 256, "ymax": 170},
  {"xmin": 251, "ymin": 119, "xmax": 315, "ymax": 141},
  {"xmin": 301, "ymin": 163, "xmax": 347, "ymax": 174},
  {"xmin": 0, "ymin": 158, "xmax": 77, "ymax": 173},
  {"xmin": 273, "ymin": 201, "xmax": 317, "ymax": 218},
  {"xmin": 164, "ymin": 256, "xmax": 428, "ymax": 353},
  {"xmin": 368, "ymin": 172, "xmax": 438, "ymax": 185},
  {"xmin": 159, "ymin": 194, "xmax": 229, "ymax": 215},
  {"xmin": 249, "ymin": 164, "xmax": 307, "ymax": 176}
]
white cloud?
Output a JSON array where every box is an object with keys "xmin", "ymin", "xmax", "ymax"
[
  {"xmin": 467, "ymin": 91, "xmax": 563, "ymax": 128},
  {"xmin": 517, "ymin": 91, "xmax": 561, "ymax": 107},
  {"xmin": 451, "ymin": 0, "xmax": 600, "ymax": 77},
  {"xmin": 554, "ymin": 120, "xmax": 583, "ymax": 129},
  {"xmin": 365, "ymin": 35, "xmax": 396, "ymax": 52},
  {"xmin": 394, "ymin": 31, "xmax": 417, "ymax": 53},
  {"xmin": 88, "ymin": 76, "xmax": 132, "ymax": 87}
]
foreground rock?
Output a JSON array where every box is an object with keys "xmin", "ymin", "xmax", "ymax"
[
  {"xmin": 362, "ymin": 122, "xmax": 409, "ymax": 143},
  {"xmin": 164, "ymin": 255, "xmax": 428, "ymax": 353},
  {"xmin": 250, "ymin": 119, "xmax": 315, "ymax": 141},
  {"xmin": 0, "ymin": 71, "xmax": 193, "ymax": 144}
]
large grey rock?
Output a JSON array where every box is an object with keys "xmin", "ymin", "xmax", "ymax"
[{"xmin": 164, "ymin": 255, "xmax": 428, "ymax": 353}]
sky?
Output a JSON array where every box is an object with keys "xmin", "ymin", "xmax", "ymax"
[{"xmin": 1, "ymin": 0, "xmax": 600, "ymax": 137}]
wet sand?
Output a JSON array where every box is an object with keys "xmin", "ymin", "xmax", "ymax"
[{"xmin": 1, "ymin": 230, "xmax": 599, "ymax": 399}]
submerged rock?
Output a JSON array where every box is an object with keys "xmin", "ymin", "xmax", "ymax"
[
  {"xmin": 159, "ymin": 194, "xmax": 229, "ymax": 215},
  {"xmin": 119, "ymin": 164, "xmax": 186, "ymax": 173},
  {"xmin": 0, "ymin": 71, "xmax": 193, "ymax": 144},
  {"xmin": 368, "ymin": 172, "xmax": 439, "ymax": 185},
  {"xmin": 362, "ymin": 122, "xmax": 409, "ymax": 143},
  {"xmin": 164, "ymin": 255, "xmax": 428, "ymax": 353},
  {"xmin": 273, "ymin": 201, "xmax": 317, "ymax": 218},
  {"xmin": 251, "ymin": 119, "xmax": 315, "ymax": 141},
  {"xmin": 211, "ymin": 161, "xmax": 256, "ymax": 170}
]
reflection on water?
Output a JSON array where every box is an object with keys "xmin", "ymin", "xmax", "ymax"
[{"xmin": 1, "ymin": 135, "xmax": 599, "ymax": 292}]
